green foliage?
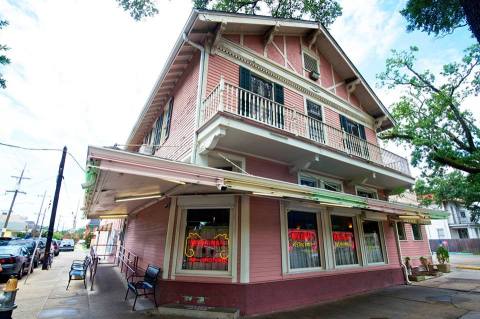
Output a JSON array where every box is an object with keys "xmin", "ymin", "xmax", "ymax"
[
  {"xmin": 85, "ymin": 232, "xmax": 94, "ymax": 248},
  {"xmin": 401, "ymin": 0, "xmax": 466, "ymax": 36},
  {"xmin": 378, "ymin": 44, "xmax": 480, "ymax": 220},
  {"xmin": 115, "ymin": 0, "xmax": 159, "ymax": 21},
  {"xmin": 117, "ymin": 0, "xmax": 342, "ymax": 26},
  {"xmin": 436, "ymin": 245, "xmax": 450, "ymax": 264},
  {"xmin": 0, "ymin": 19, "xmax": 10, "ymax": 89}
]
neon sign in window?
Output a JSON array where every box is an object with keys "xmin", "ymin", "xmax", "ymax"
[
  {"xmin": 182, "ymin": 209, "xmax": 230, "ymax": 271},
  {"xmin": 288, "ymin": 211, "xmax": 320, "ymax": 269},
  {"xmin": 331, "ymin": 215, "xmax": 358, "ymax": 266}
]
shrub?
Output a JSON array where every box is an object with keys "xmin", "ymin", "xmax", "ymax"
[{"xmin": 436, "ymin": 246, "xmax": 450, "ymax": 264}]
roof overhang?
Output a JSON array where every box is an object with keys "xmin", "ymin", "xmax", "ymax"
[
  {"xmin": 125, "ymin": 10, "xmax": 395, "ymax": 150},
  {"xmin": 83, "ymin": 146, "xmax": 441, "ymax": 222}
]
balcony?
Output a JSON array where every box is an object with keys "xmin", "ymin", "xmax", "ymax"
[{"xmin": 201, "ymin": 80, "xmax": 411, "ymax": 176}]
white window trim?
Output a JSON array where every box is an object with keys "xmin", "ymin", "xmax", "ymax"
[
  {"xmin": 396, "ymin": 222, "xmax": 407, "ymax": 241},
  {"xmin": 299, "ymin": 172, "xmax": 344, "ymax": 192},
  {"xmin": 174, "ymin": 196, "xmax": 238, "ymax": 280},
  {"xmin": 411, "ymin": 223, "xmax": 424, "ymax": 241},
  {"xmin": 301, "ymin": 50, "xmax": 320, "ymax": 75},
  {"xmin": 359, "ymin": 218, "xmax": 388, "ymax": 266},
  {"xmin": 280, "ymin": 203, "xmax": 326, "ymax": 275},
  {"xmin": 355, "ymin": 185, "xmax": 378, "ymax": 199}
]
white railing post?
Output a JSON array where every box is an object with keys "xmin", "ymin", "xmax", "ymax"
[{"xmin": 219, "ymin": 76, "xmax": 225, "ymax": 112}]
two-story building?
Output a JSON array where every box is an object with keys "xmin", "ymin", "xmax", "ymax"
[{"xmin": 83, "ymin": 10, "xmax": 444, "ymax": 316}]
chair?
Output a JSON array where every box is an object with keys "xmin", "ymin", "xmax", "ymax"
[
  {"xmin": 124, "ymin": 265, "xmax": 161, "ymax": 310},
  {"xmin": 66, "ymin": 256, "xmax": 91, "ymax": 290}
]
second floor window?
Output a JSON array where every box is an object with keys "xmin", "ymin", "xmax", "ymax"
[
  {"xmin": 299, "ymin": 174, "xmax": 342, "ymax": 192},
  {"xmin": 397, "ymin": 222, "xmax": 406, "ymax": 240},
  {"xmin": 356, "ymin": 187, "xmax": 378, "ymax": 199},
  {"xmin": 303, "ymin": 52, "xmax": 319, "ymax": 74},
  {"xmin": 340, "ymin": 115, "xmax": 366, "ymax": 140},
  {"xmin": 411, "ymin": 224, "xmax": 423, "ymax": 240}
]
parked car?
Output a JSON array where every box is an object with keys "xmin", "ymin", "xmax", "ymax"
[
  {"xmin": 52, "ymin": 239, "xmax": 60, "ymax": 256},
  {"xmin": 8, "ymin": 239, "xmax": 43, "ymax": 268},
  {"xmin": 60, "ymin": 239, "xmax": 75, "ymax": 251},
  {"xmin": 0, "ymin": 246, "xmax": 32, "ymax": 278},
  {"xmin": 35, "ymin": 238, "xmax": 47, "ymax": 263}
]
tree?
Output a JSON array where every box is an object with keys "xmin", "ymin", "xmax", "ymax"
[
  {"xmin": 377, "ymin": 44, "xmax": 480, "ymax": 219},
  {"xmin": 0, "ymin": 20, "xmax": 10, "ymax": 89},
  {"xmin": 115, "ymin": 0, "xmax": 342, "ymax": 26},
  {"xmin": 401, "ymin": 0, "xmax": 480, "ymax": 43}
]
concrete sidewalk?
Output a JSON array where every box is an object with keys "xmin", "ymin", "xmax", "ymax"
[{"xmin": 9, "ymin": 248, "xmax": 162, "ymax": 319}]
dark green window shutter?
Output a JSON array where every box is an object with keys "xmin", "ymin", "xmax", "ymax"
[
  {"xmin": 239, "ymin": 66, "xmax": 251, "ymax": 90},
  {"xmin": 153, "ymin": 114, "xmax": 163, "ymax": 146},
  {"xmin": 274, "ymin": 83, "xmax": 284, "ymax": 104},
  {"xmin": 339, "ymin": 115, "xmax": 348, "ymax": 131},
  {"xmin": 358, "ymin": 124, "xmax": 366, "ymax": 140},
  {"xmin": 164, "ymin": 98, "xmax": 174, "ymax": 140}
]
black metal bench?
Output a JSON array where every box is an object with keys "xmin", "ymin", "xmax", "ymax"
[
  {"xmin": 124, "ymin": 264, "xmax": 161, "ymax": 310},
  {"xmin": 66, "ymin": 256, "xmax": 91, "ymax": 290}
]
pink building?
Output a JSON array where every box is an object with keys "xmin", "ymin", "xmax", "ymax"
[{"xmin": 84, "ymin": 10, "xmax": 441, "ymax": 316}]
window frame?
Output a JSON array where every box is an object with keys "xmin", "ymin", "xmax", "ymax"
[
  {"xmin": 411, "ymin": 223, "xmax": 423, "ymax": 241},
  {"xmin": 360, "ymin": 219, "xmax": 387, "ymax": 266},
  {"xmin": 330, "ymin": 212, "xmax": 362, "ymax": 269},
  {"xmin": 174, "ymin": 196, "xmax": 238, "ymax": 278},
  {"xmin": 299, "ymin": 172, "xmax": 343, "ymax": 193},
  {"xmin": 161, "ymin": 98, "xmax": 173, "ymax": 144},
  {"xmin": 250, "ymin": 72, "xmax": 275, "ymax": 101},
  {"xmin": 355, "ymin": 186, "xmax": 378, "ymax": 199},
  {"xmin": 396, "ymin": 222, "xmax": 407, "ymax": 241},
  {"xmin": 283, "ymin": 208, "xmax": 325, "ymax": 273}
]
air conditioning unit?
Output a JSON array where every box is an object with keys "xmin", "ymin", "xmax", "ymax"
[{"xmin": 138, "ymin": 144, "xmax": 155, "ymax": 155}]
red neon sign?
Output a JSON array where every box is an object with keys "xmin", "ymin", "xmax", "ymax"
[
  {"xmin": 333, "ymin": 231, "xmax": 355, "ymax": 249},
  {"xmin": 187, "ymin": 257, "xmax": 228, "ymax": 264},
  {"xmin": 288, "ymin": 229, "xmax": 318, "ymax": 251},
  {"xmin": 184, "ymin": 233, "xmax": 229, "ymax": 262}
]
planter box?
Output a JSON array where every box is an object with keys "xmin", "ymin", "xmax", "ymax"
[{"xmin": 437, "ymin": 263, "xmax": 451, "ymax": 273}]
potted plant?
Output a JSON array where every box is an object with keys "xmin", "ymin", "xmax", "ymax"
[{"xmin": 436, "ymin": 246, "xmax": 451, "ymax": 273}]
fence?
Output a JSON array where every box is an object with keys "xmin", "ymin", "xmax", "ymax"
[
  {"xmin": 430, "ymin": 239, "xmax": 480, "ymax": 254},
  {"xmin": 202, "ymin": 79, "xmax": 411, "ymax": 176}
]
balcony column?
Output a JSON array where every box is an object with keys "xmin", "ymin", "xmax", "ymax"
[{"xmin": 219, "ymin": 76, "xmax": 225, "ymax": 112}]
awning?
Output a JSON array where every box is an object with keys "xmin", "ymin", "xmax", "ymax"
[{"xmin": 83, "ymin": 146, "xmax": 446, "ymax": 221}]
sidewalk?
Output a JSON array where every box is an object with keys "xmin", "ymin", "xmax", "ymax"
[{"xmin": 8, "ymin": 248, "xmax": 166, "ymax": 319}]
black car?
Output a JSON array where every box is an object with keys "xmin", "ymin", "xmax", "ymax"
[
  {"xmin": 8, "ymin": 239, "xmax": 44, "ymax": 268},
  {"xmin": 0, "ymin": 246, "xmax": 32, "ymax": 278}
]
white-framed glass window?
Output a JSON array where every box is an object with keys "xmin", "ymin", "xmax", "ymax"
[
  {"xmin": 437, "ymin": 228, "xmax": 445, "ymax": 239},
  {"xmin": 331, "ymin": 215, "xmax": 359, "ymax": 266},
  {"xmin": 411, "ymin": 224, "xmax": 423, "ymax": 240},
  {"xmin": 287, "ymin": 210, "xmax": 321, "ymax": 270},
  {"xmin": 299, "ymin": 173, "xmax": 343, "ymax": 192},
  {"xmin": 362, "ymin": 220, "xmax": 385, "ymax": 264},
  {"xmin": 355, "ymin": 186, "xmax": 378, "ymax": 199},
  {"xmin": 179, "ymin": 208, "xmax": 232, "ymax": 274},
  {"xmin": 397, "ymin": 222, "xmax": 407, "ymax": 240}
]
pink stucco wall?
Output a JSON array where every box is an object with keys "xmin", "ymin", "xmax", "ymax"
[
  {"xmin": 246, "ymin": 155, "xmax": 297, "ymax": 183},
  {"xmin": 249, "ymin": 197, "xmax": 283, "ymax": 282},
  {"xmin": 206, "ymin": 54, "xmax": 239, "ymax": 96},
  {"xmin": 154, "ymin": 53, "xmax": 200, "ymax": 161},
  {"xmin": 400, "ymin": 224, "xmax": 431, "ymax": 267},
  {"xmin": 123, "ymin": 199, "xmax": 170, "ymax": 271}
]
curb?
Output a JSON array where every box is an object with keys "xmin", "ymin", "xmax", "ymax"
[{"xmin": 455, "ymin": 265, "xmax": 480, "ymax": 270}]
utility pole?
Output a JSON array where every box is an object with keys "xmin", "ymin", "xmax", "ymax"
[
  {"xmin": 43, "ymin": 146, "xmax": 67, "ymax": 270},
  {"xmin": 72, "ymin": 199, "xmax": 79, "ymax": 232},
  {"xmin": 56, "ymin": 214, "xmax": 61, "ymax": 232},
  {"xmin": 33, "ymin": 191, "xmax": 47, "ymax": 236},
  {"xmin": 2, "ymin": 165, "xmax": 31, "ymax": 237},
  {"xmin": 38, "ymin": 200, "xmax": 51, "ymax": 237}
]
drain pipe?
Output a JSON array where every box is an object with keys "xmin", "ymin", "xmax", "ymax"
[
  {"xmin": 182, "ymin": 33, "xmax": 205, "ymax": 165},
  {"xmin": 393, "ymin": 221, "xmax": 411, "ymax": 285}
]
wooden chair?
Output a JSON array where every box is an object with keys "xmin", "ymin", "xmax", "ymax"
[{"xmin": 124, "ymin": 265, "xmax": 161, "ymax": 310}]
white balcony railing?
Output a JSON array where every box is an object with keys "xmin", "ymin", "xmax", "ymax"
[{"xmin": 201, "ymin": 79, "xmax": 411, "ymax": 176}]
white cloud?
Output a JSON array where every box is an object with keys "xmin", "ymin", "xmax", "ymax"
[
  {"xmin": 330, "ymin": 0, "xmax": 404, "ymax": 66},
  {"xmin": 0, "ymin": 0, "xmax": 193, "ymax": 229}
]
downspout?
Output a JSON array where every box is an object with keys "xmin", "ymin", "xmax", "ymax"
[
  {"xmin": 393, "ymin": 221, "xmax": 411, "ymax": 285},
  {"xmin": 182, "ymin": 33, "xmax": 205, "ymax": 165}
]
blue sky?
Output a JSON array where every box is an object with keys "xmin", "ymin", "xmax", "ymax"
[{"xmin": 0, "ymin": 0, "xmax": 477, "ymax": 228}]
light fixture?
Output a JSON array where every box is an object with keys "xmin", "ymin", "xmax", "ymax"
[
  {"xmin": 99, "ymin": 214, "xmax": 128, "ymax": 219},
  {"xmin": 114, "ymin": 193, "xmax": 164, "ymax": 203}
]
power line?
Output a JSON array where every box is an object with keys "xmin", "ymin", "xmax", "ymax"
[{"xmin": 0, "ymin": 141, "xmax": 86, "ymax": 173}]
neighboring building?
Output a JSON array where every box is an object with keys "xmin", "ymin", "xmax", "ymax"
[
  {"xmin": 83, "ymin": 10, "xmax": 442, "ymax": 316},
  {"xmin": 428, "ymin": 201, "xmax": 479, "ymax": 240}
]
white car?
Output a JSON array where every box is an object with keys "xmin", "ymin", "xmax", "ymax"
[{"xmin": 59, "ymin": 239, "xmax": 75, "ymax": 251}]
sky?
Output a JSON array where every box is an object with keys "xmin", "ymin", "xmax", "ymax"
[{"xmin": 0, "ymin": 0, "xmax": 477, "ymax": 229}]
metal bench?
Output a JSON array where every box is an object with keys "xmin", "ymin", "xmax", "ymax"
[
  {"xmin": 124, "ymin": 264, "xmax": 161, "ymax": 310},
  {"xmin": 66, "ymin": 256, "xmax": 91, "ymax": 290}
]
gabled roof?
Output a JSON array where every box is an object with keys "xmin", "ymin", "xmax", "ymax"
[{"xmin": 126, "ymin": 9, "xmax": 395, "ymax": 149}]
